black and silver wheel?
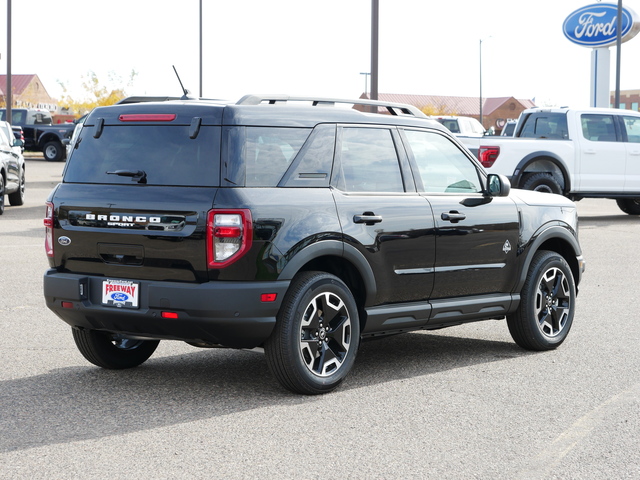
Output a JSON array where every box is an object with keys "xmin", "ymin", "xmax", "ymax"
[
  {"xmin": 616, "ymin": 198, "xmax": 640, "ymax": 215},
  {"xmin": 265, "ymin": 271, "xmax": 360, "ymax": 395},
  {"xmin": 0, "ymin": 175, "xmax": 5, "ymax": 215},
  {"xmin": 72, "ymin": 328, "xmax": 159, "ymax": 369},
  {"xmin": 507, "ymin": 250, "xmax": 576, "ymax": 351},
  {"xmin": 8, "ymin": 169, "xmax": 25, "ymax": 206},
  {"xmin": 521, "ymin": 172, "xmax": 563, "ymax": 195},
  {"xmin": 43, "ymin": 141, "xmax": 65, "ymax": 162}
]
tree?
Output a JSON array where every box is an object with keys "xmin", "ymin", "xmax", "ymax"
[
  {"xmin": 58, "ymin": 70, "xmax": 138, "ymax": 116},
  {"xmin": 421, "ymin": 102, "xmax": 459, "ymax": 116}
]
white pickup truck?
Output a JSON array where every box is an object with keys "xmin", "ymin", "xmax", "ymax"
[{"xmin": 459, "ymin": 107, "xmax": 640, "ymax": 215}]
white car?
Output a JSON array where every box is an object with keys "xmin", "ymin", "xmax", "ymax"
[{"xmin": 435, "ymin": 116, "xmax": 486, "ymax": 137}]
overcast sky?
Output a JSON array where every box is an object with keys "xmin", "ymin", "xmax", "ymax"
[{"xmin": 2, "ymin": 0, "xmax": 640, "ymax": 108}]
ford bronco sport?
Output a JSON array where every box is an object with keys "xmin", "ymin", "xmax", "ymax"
[{"xmin": 43, "ymin": 95, "xmax": 585, "ymax": 394}]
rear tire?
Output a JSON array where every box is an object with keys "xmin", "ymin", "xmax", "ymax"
[
  {"xmin": 521, "ymin": 172, "xmax": 563, "ymax": 195},
  {"xmin": 0, "ymin": 175, "xmax": 5, "ymax": 215},
  {"xmin": 265, "ymin": 271, "xmax": 360, "ymax": 395},
  {"xmin": 8, "ymin": 169, "xmax": 25, "ymax": 206},
  {"xmin": 43, "ymin": 141, "xmax": 65, "ymax": 162},
  {"xmin": 72, "ymin": 328, "xmax": 159, "ymax": 369},
  {"xmin": 507, "ymin": 251, "xmax": 576, "ymax": 351},
  {"xmin": 616, "ymin": 198, "xmax": 640, "ymax": 215}
]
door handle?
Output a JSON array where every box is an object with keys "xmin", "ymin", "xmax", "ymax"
[
  {"xmin": 583, "ymin": 149, "xmax": 596, "ymax": 154},
  {"xmin": 441, "ymin": 211, "xmax": 466, "ymax": 223},
  {"xmin": 353, "ymin": 213, "xmax": 383, "ymax": 225}
]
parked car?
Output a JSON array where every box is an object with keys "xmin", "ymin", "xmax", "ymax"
[
  {"xmin": 435, "ymin": 115, "xmax": 486, "ymax": 137},
  {"xmin": 0, "ymin": 121, "xmax": 25, "ymax": 214},
  {"xmin": 0, "ymin": 108, "xmax": 74, "ymax": 161},
  {"xmin": 0, "ymin": 121, "xmax": 24, "ymax": 156},
  {"xmin": 457, "ymin": 107, "xmax": 640, "ymax": 214},
  {"xmin": 65, "ymin": 114, "xmax": 87, "ymax": 158},
  {"xmin": 11, "ymin": 125, "xmax": 24, "ymax": 152},
  {"xmin": 501, "ymin": 120, "xmax": 517, "ymax": 136},
  {"xmin": 43, "ymin": 94, "xmax": 584, "ymax": 394}
]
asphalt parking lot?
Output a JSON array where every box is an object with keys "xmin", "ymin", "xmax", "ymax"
[{"xmin": 1, "ymin": 155, "xmax": 638, "ymax": 479}]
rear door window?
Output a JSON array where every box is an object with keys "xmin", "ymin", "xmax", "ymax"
[
  {"xmin": 223, "ymin": 127, "xmax": 311, "ymax": 187},
  {"xmin": 64, "ymin": 125, "xmax": 221, "ymax": 186},
  {"xmin": 581, "ymin": 114, "xmax": 618, "ymax": 142},
  {"xmin": 333, "ymin": 127, "xmax": 405, "ymax": 193}
]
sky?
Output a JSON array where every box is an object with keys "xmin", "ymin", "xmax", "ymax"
[{"xmin": 2, "ymin": 0, "xmax": 640, "ymax": 109}]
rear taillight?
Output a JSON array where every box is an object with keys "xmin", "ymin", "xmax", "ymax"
[
  {"xmin": 478, "ymin": 146, "xmax": 500, "ymax": 168},
  {"xmin": 44, "ymin": 201, "xmax": 54, "ymax": 257},
  {"xmin": 206, "ymin": 209, "xmax": 253, "ymax": 268}
]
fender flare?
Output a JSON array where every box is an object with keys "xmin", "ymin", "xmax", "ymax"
[
  {"xmin": 516, "ymin": 224, "xmax": 582, "ymax": 292},
  {"xmin": 511, "ymin": 151, "xmax": 572, "ymax": 192},
  {"xmin": 278, "ymin": 239, "xmax": 377, "ymax": 301}
]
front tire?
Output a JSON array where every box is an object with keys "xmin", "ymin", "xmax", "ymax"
[
  {"xmin": 265, "ymin": 272, "xmax": 360, "ymax": 395},
  {"xmin": 507, "ymin": 251, "xmax": 576, "ymax": 351},
  {"xmin": 521, "ymin": 172, "xmax": 563, "ymax": 195},
  {"xmin": 616, "ymin": 198, "xmax": 640, "ymax": 215},
  {"xmin": 43, "ymin": 141, "xmax": 65, "ymax": 162},
  {"xmin": 72, "ymin": 328, "xmax": 159, "ymax": 369}
]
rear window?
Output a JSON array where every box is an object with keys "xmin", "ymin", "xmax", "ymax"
[
  {"xmin": 518, "ymin": 112, "xmax": 569, "ymax": 139},
  {"xmin": 63, "ymin": 125, "xmax": 221, "ymax": 186}
]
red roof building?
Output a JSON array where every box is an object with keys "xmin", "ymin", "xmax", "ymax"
[
  {"xmin": 0, "ymin": 74, "xmax": 57, "ymax": 111},
  {"xmin": 360, "ymin": 93, "xmax": 536, "ymax": 132}
]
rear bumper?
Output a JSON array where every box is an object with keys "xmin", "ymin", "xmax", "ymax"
[{"xmin": 43, "ymin": 270, "xmax": 290, "ymax": 348}]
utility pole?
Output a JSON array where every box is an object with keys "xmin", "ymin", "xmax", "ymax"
[
  {"xmin": 6, "ymin": 0, "xmax": 12, "ymax": 124},
  {"xmin": 370, "ymin": 0, "xmax": 379, "ymax": 104}
]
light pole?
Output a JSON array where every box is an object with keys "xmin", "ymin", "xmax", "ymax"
[
  {"xmin": 199, "ymin": 0, "xmax": 203, "ymax": 98},
  {"xmin": 479, "ymin": 36, "xmax": 491, "ymax": 128},
  {"xmin": 614, "ymin": 0, "xmax": 622, "ymax": 108}
]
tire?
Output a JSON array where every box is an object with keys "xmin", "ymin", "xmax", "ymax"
[
  {"xmin": 8, "ymin": 169, "xmax": 25, "ymax": 206},
  {"xmin": 43, "ymin": 140, "xmax": 65, "ymax": 162},
  {"xmin": 507, "ymin": 250, "xmax": 576, "ymax": 351},
  {"xmin": 521, "ymin": 172, "xmax": 563, "ymax": 194},
  {"xmin": 0, "ymin": 175, "xmax": 5, "ymax": 215},
  {"xmin": 72, "ymin": 328, "xmax": 160, "ymax": 369},
  {"xmin": 265, "ymin": 271, "xmax": 360, "ymax": 395},
  {"xmin": 616, "ymin": 198, "xmax": 640, "ymax": 215}
]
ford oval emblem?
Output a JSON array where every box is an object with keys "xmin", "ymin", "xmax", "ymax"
[
  {"xmin": 58, "ymin": 236, "xmax": 71, "ymax": 246},
  {"xmin": 111, "ymin": 292, "xmax": 129, "ymax": 302},
  {"xmin": 563, "ymin": 3, "xmax": 640, "ymax": 48}
]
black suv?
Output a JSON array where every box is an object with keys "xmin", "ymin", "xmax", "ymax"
[{"xmin": 43, "ymin": 95, "xmax": 585, "ymax": 394}]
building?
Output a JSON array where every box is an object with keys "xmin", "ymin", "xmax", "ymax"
[
  {"xmin": 610, "ymin": 90, "xmax": 640, "ymax": 111},
  {"xmin": 0, "ymin": 74, "xmax": 57, "ymax": 111},
  {"xmin": 360, "ymin": 93, "xmax": 536, "ymax": 133}
]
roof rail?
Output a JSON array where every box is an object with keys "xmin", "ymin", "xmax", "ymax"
[{"xmin": 236, "ymin": 94, "xmax": 427, "ymax": 118}]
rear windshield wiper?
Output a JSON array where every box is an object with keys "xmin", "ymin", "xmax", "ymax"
[{"xmin": 106, "ymin": 169, "xmax": 147, "ymax": 184}]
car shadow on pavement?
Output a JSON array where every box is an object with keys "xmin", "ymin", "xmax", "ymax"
[{"xmin": 0, "ymin": 330, "xmax": 529, "ymax": 453}]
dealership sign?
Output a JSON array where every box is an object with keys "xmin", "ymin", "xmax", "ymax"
[{"xmin": 563, "ymin": 3, "xmax": 640, "ymax": 47}]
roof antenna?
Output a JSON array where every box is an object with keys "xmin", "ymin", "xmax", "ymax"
[{"xmin": 173, "ymin": 65, "xmax": 195, "ymax": 100}]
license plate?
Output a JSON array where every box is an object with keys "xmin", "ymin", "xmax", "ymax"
[{"xmin": 102, "ymin": 279, "xmax": 139, "ymax": 309}]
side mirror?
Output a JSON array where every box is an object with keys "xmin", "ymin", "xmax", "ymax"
[{"xmin": 487, "ymin": 173, "xmax": 511, "ymax": 197}]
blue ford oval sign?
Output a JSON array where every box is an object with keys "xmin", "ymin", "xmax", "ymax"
[{"xmin": 563, "ymin": 3, "xmax": 640, "ymax": 48}]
